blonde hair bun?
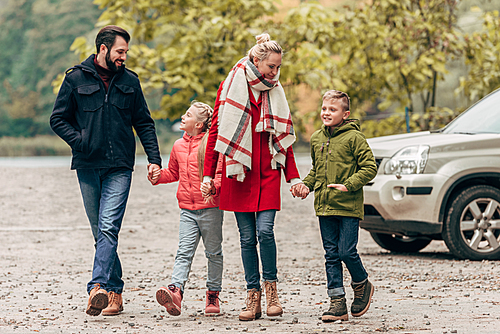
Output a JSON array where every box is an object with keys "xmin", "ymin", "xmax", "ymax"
[{"xmin": 255, "ymin": 33, "xmax": 271, "ymax": 45}]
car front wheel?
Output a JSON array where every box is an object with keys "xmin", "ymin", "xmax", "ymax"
[
  {"xmin": 370, "ymin": 232, "xmax": 432, "ymax": 253},
  {"xmin": 443, "ymin": 185, "xmax": 500, "ymax": 260}
]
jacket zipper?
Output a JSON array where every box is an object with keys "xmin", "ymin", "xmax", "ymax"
[
  {"xmin": 323, "ymin": 137, "xmax": 330, "ymax": 215},
  {"xmin": 187, "ymin": 137, "xmax": 195, "ymax": 205}
]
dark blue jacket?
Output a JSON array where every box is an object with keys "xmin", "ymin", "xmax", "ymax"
[{"xmin": 50, "ymin": 54, "xmax": 161, "ymax": 170}]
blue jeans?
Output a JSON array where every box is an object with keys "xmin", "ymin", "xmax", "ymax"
[
  {"xmin": 171, "ymin": 208, "xmax": 224, "ymax": 292},
  {"xmin": 234, "ymin": 210, "xmax": 277, "ymax": 290},
  {"xmin": 319, "ymin": 216, "xmax": 368, "ymax": 297},
  {"xmin": 77, "ymin": 167, "xmax": 132, "ymax": 294}
]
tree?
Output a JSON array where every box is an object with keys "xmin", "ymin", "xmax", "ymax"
[
  {"xmin": 0, "ymin": 0, "xmax": 102, "ymax": 136},
  {"xmin": 459, "ymin": 10, "xmax": 500, "ymax": 101},
  {"xmin": 69, "ymin": 0, "xmax": 277, "ymax": 119}
]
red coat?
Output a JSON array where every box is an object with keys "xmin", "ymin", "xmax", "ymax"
[
  {"xmin": 156, "ymin": 132, "xmax": 222, "ymax": 210},
  {"xmin": 204, "ymin": 82, "xmax": 300, "ymax": 212}
]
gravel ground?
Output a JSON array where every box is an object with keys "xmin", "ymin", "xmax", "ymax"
[{"xmin": 1, "ymin": 163, "xmax": 499, "ymax": 334}]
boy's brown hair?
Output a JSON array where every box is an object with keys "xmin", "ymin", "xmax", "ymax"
[{"xmin": 323, "ymin": 90, "xmax": 350, "ymax": 112}]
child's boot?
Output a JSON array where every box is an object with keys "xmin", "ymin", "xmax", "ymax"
[
  {"xmin": 263, "ymin": 281, "xmax": 283, "ymax": 317},
  {"xmin": 322, "ymin": 295, "xmax": 348, "ymax": 322},
  {"xmin": 238, "ymin": 289, "xmax": 261, "ymax": 321},
  {"xmin": 351, "ymin": 279, "xmax": 374, "ymax": 317},
  {"xmin": 156, "ymin": 284, "xmax": 183, "ymax": 316},
  {"xmin": 205, "ymin": 290, "xmax": 221, "ymax": 316}
]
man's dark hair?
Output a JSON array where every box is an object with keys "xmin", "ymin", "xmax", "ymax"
[{"xmin": 95, "ymin": 25, "xmax": 131, "ymax": 53}]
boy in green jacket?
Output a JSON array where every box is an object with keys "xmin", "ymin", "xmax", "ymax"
[{"xmin": 292, "ymin": 90, "xmax": 377, "ymax": 322}]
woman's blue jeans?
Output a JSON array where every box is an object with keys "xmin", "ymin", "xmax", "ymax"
[
  {"xmin": 77, "ymin": 167, "xmax": 132, "ymax": 295},
  {"xmin": 319, "ymin": 215, "xmax": 368, "ymax": 297},
  {"xmin": 171, "ymin": 208, "xmax": 224, "ymax": 292},
  {"xmin": 234, "ymin": 210, "xmax": 277, "ymax": 290}
]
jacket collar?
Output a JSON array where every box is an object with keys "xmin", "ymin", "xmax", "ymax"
[
  {"xmin": 182, "ymin": 132, "xmax": 205, "ymax": 142},
  {"xmin": 76, "ymin": 54, "xmax": 125, "ymax": 79},
  {"xmin": 322, "ymin": 119, "xmax": 360, "ymax": 137}
]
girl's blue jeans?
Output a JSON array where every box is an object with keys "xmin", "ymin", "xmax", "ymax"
[
  {"xmin": 171, "ymin": 207, "xmax": 224, "ymax": 292},
  {"xmin": 234, "ymin": 210, "xmax": 278, "ymax": 290},
  {"xmin": 318, "ymin": 215, "xmax": 368, "ymax": 297}
]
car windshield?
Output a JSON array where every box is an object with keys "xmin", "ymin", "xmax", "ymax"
[{"xmin": 443, "ymin": 89, "xmax": 500, "ymax": 134}]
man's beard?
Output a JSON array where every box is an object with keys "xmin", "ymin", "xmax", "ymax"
[{"xmin": 105, "ymin": 50, "xmax": 121, "ymax": 72}]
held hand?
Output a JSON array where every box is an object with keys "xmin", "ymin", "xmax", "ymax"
[
  {"xmin": 200, "ymin": 180, "xmax": 215, "ymax": 198},
  {"xmin": 147, "ymin": 163, "xmax": 161, "ymax": 185},
  {"xmin": 327, "ymin": 184, "xmax": 348, "ymax": 192},
  {"xmin": 290, "ymin": 183, "xmax": 310, "ymax": 199},
  {"xmin": 200, "ymin": 180, "xmax": 216, "ymax": 204}
]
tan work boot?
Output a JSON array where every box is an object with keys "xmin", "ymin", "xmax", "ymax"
[
  {"xmin": 86, "ymin": 284, "xmax": 108, "ymax": 316},
  {"xmin": 238, "ymin": 289, "xmax": 262, "ymax": 321},
  {"xmin": 264, "ymin": 281, "xmax": 283, "ymax": 317},
  {"xmin": 102, "ymin": 291, "xmax": 123, "ymax": 316}
]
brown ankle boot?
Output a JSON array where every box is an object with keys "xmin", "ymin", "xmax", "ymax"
[
  {"xmin": 102, "ymin": 291, "xmax": 123, "ymax": 316},
  {"xmin": 264, "ymin": 281, "xmax": 283, "ymax": 317},
  {"xmin": 238, "ymin": 289, "xmax": 262, "ymax": 321},
  {"xmin": 86, "ymin": 284, "xmax": 108, "ymax": 316}
]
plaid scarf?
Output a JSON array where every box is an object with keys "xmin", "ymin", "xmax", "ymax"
[{"xmin": 215, "ymin": 57, "xmax": 295, "ymax": 182}]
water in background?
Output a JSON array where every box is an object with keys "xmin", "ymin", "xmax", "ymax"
[{"xmin": 0, "ymin": 153, "xmax": 311, "ymax": 168}]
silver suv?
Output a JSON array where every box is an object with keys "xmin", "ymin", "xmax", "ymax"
[{"xmin": 361, "ymin": 88, "xmax": 500, "ymax": 260}]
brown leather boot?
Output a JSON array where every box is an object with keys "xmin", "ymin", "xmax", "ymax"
[
  {"xmin": 86, "ymin": 284, "xmax": 108, "ymax": 316},
  {"xmin": 102, "ymin": 291, "xmax": 123, "ymax": 316},
  {"xmin": 264, "ymin": 281, "xmax": 283, "ymax": 317},
  {"xmin": 238, "ymin": 289, "xmax": 262, "ymax": 321}
]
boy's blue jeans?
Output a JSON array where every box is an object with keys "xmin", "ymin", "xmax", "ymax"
[
  {"xmin": 319, "ymin": 215, "xmax": 368, "ymax": 297},
  {"xmin": 77, "ymin": 167, "xmax": 132, "ymax": 295},
  {"xmin": 234, "ymin": 210, "xmax": 278, "ymax": 290},
  {"xmin": 171, "ymin": 208, "xmax": 224, "ymax": 292}
]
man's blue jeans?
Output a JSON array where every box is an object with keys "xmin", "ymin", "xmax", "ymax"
[
  {"xmin": 234, "ymin": 210, "xmax": 277, "ymax": 290},
  {"xmin": 170, "ymin": 208, "xmax": 224, "ymax": 292},
  {"xmin": 77, "ymin": 167, "xmax": 132, "ymax": 294},
  {"xmin": 318, "ymin": 215, "xmax": 368, "ymax": 297}
]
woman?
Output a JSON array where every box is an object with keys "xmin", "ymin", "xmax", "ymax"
[{"xmin": 201, "ymin": 33, "xmax": 303, "ymax": 321}]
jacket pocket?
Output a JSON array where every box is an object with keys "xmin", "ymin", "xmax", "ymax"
[
  {"xmin": 327, "ymin": 188, "xmax": 355, "ymax": 211},
  {"xmin": 77, "ymin": 84, "xmax": 103, "ymax": 112},
  {"xmin": 111, "ymin": 84, "xmax": 134, "ymax": 110}
]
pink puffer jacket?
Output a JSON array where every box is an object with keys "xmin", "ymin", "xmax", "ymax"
[{"xmin": 155, "ymin": 132, "xmax": 222, "ymax": 210}]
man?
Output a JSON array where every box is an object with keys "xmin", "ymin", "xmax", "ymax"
[{"xmin": 50, "ymin": 26, "xmax": 161, "ymax": 316}]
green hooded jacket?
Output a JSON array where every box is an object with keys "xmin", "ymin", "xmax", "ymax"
[{"xmin": 303, "ymin": 119, "xmax": 377, "ymax": 219}]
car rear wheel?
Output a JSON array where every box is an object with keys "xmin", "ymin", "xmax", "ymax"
[
  {"xmin": 370, "ymin": 232, "xmax": 432, "ymax": 253},
  {"xmin": 443, "ymin": 185, "xmax": 500, "ymax": 260}
]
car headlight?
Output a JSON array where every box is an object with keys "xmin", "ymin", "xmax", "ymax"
[{"xmin": 384, "ymin": 145, "xmax": 430, "ymax": 175}]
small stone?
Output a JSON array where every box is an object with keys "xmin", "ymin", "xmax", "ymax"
[
  {"xmin": 425, "ymin": 321, "xmax": 430, "ymax": 325},
  {"xmin": 129, "ymin": 323, "xmax": 135, "ymax": 327},
  {"xmin": 424, "ymin": 314, "xmax": 428, "ymax": 318},
  {"xmin": 292, "ymin": 317, "xmax": 298, "ymax": 324},
  {"xmin": 242, "ymin": 328, "xmax": 248, "ymax": 332}
]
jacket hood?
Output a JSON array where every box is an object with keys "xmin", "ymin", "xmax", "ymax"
[{"xmin": 322, "ymin": 119, "xmax": 360, "ymax": 137}]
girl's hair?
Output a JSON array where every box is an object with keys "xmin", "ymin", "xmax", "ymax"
[
  {"xmin": 192, "ymin": 101, "xmax": 214, "ymax": 180},
  {"xmin": 323, "ymin": 90, "xmax": 350, "ymax": 112},
  {"xmin": 247, "ymin": 33, "xmax": 283, "ymax": 64}
]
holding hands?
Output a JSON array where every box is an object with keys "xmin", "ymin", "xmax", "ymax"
[
  {"xmin": 200, "ymin": 180, "xmax": 216, "ymax": 204},
  {"xmin": 147, "ymin": 163, "xmax": 161, "ymax": 185},
  {"xmin": 290, "ymin": 183, "xmax": 310, "ymax": 199}
]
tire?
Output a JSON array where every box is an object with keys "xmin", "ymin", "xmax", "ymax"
[
  {"xmin": 370, "ymin": 232, "xmax": 431, "ymax": 253},
  {"xmin": 443, "ymin": 185, "xmax": 500, "ymax": 260}
]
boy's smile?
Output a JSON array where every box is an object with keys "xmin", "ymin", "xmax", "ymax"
[{"xmin": 321, "ymin": 99, "xmax": 350, "ymax": 128}]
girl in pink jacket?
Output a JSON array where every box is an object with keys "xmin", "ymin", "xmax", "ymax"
[{"xmin": 150, "ymin": 102, "xmax": 223, "ymax": 316}]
